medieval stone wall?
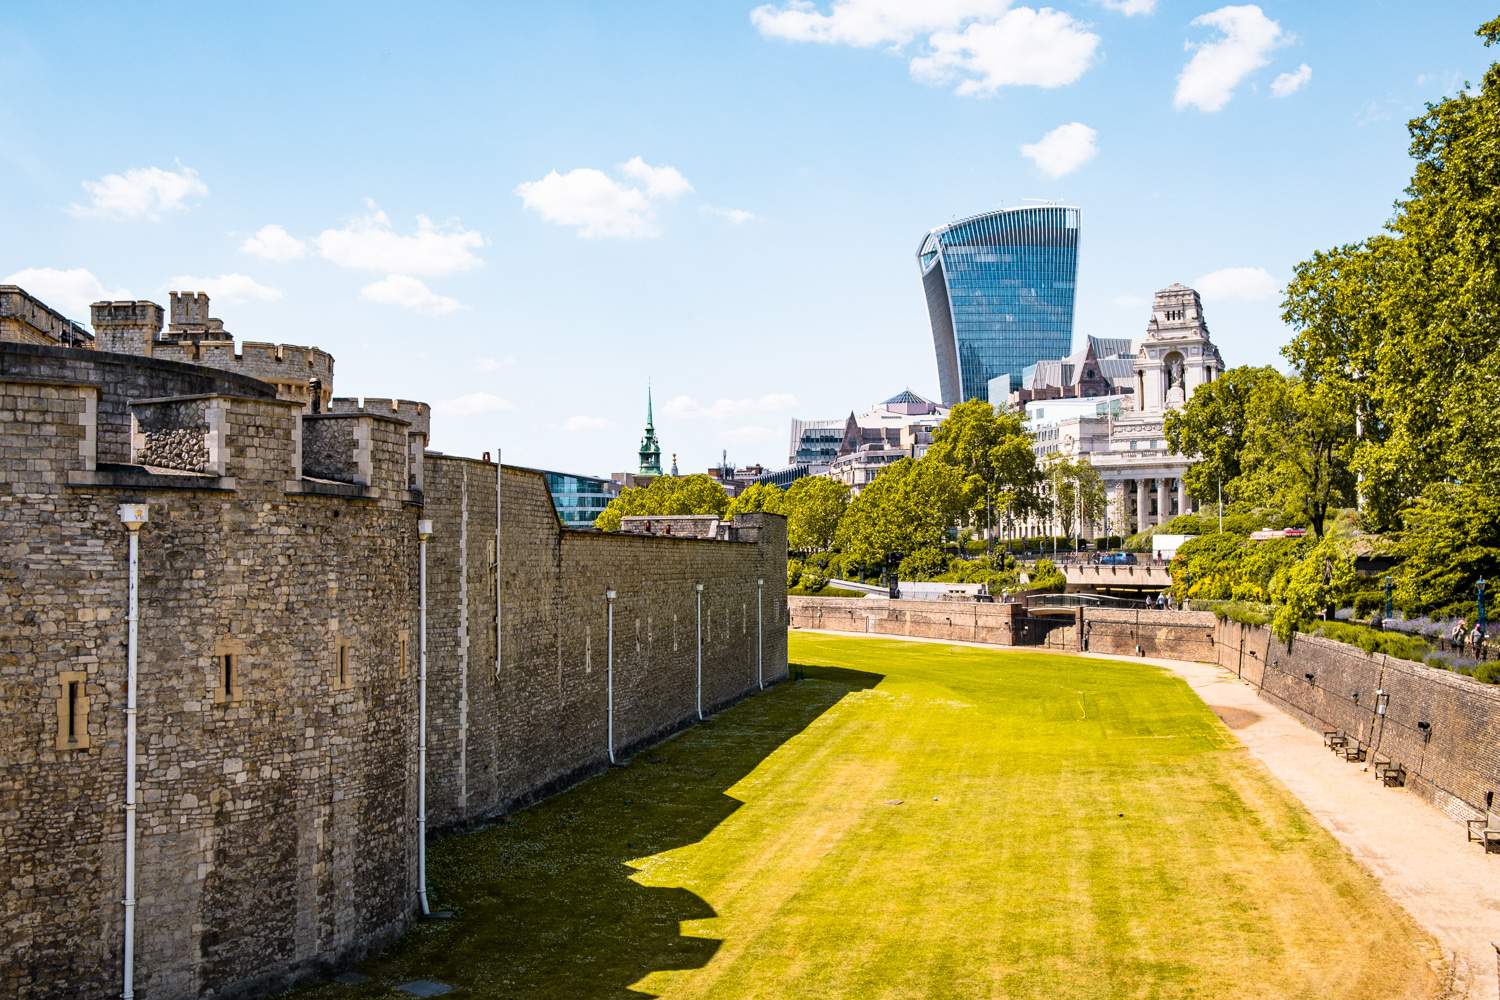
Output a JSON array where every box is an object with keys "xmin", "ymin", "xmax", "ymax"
[
  {"xmin": 1, "ymin": 341, "xmax": 274, "ymax": 464},
  {"xmin": 1, "ymin": 344, "xmax": 788, "ymax": 1000}
]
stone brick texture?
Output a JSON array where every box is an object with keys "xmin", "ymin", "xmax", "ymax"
[
  {"xmin": 2, "ymin": 341, "xmax": 273, "ymax": 465},
  {"xmin": 1, "ymin": 344, "xmax": 788, "ymax": 1000},
  {"xmin": 1217, "ymin": 624, "xmax": 1500, "ymax": 824}
]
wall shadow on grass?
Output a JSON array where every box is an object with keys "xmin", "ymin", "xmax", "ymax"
[{"xmin": 296, "ymin": 664, "xmax": 881, "ymax": 1000}]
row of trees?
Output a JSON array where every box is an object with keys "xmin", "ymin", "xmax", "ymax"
[
  {"xmin": 1166, "ymin": 16, "xmax": 1500, "ymax": 629},
  {"xmin": 594, "ymin": 400, "xmax": 1097, "ymax": 584}
]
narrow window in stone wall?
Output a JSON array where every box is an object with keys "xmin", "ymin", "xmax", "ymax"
[
  {"xmin": 333, "ymin": 639, "xmax": 353, "ymax": 690},
  {"xmin": 54, "ymin": 670, "xmax": 90, "ymax": 750},
  {"xmin": 398, "ymin": 630, "xmax": 410, "ymax": 679},
  {"xmin": 213, "ymin": 638, "xmax": 245, "ymax": 704}
]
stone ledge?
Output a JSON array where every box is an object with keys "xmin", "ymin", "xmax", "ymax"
[{"xmin": 67, "ymin": 464, "xmax": 236, "ymax": 491}]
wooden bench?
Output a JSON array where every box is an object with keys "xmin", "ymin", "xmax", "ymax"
[
  {"xmin": 1371, "ymin": 755, "xmax": 1406, "ymax": 786},
  {"xmin": 1467, "ymin": 810, "xmax": 1500, "ymax": 853},
  {"xmin": 1323, "ymin": 730, "xmax": 1347, "ymax": 751},
  {"xmin": 1340, "ymin": 742, "xmax": 1366, "ymax": 763}
]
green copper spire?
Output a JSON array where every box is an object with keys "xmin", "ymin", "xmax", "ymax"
[{"xmin": 638, "ymin": 384, "xmax": 663, "ymax": 476}]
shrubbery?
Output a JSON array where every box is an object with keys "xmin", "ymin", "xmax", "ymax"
[{"xmin": 1310, "ymin": 620, "xmax": 1430, "ymax": 662}]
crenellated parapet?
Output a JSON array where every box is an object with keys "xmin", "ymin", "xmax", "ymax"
[{"xmin": 151, "ymin": 340, "xmax": 334, "ymax": 410}]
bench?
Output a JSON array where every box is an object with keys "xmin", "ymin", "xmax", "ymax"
[
  {"xmin": 1340, "ymin": 742, "xmax": 1366, "ymax": 763},
  {"xmin": 1467, "ymin": 811, "xmax": 1500, "ymax": 853},
  {"xmin": 1323, "ymin": 730, "xmax": 1347, "ymax": 751},
  {"xmin": 1371, "ymin": 755, "xmax": 1406, "ymax": 786}
]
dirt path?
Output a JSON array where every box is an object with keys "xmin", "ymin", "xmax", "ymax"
[{"xmin": 798, "ymin": 629, "xmax": 1500, "ymax": 999}]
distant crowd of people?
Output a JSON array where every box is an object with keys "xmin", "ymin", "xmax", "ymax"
[{"xmin": 1450, "ymin": 618, "xmax": 1488, "ymax": 659}]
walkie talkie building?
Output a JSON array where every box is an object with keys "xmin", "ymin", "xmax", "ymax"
[{"xmin": 917, "ymin": 206, "xmax": 1080, "ymax": 406}]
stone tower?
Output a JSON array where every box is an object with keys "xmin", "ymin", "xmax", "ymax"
[
  {"xmin": 638, "ymin": 386, "xmax": 663, "ymax": 476},
  {"xmin": 1132, "ymin": 283, "xmax": 1224, "ymax": 415}
]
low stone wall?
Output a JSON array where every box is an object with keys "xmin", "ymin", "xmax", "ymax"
[
  {"xmin": 1220, "ymin": 624, "xmax": 1500, "ymax": 823},
  {"xmin": 1082, "ymin": 608, "xmax": 1218, "ymax": 660},
  {"xmin": 788, "ymin": 597, "xmax": 1030, "ymax": 646}
]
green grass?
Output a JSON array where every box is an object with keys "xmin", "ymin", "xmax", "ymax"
[
  {"xmin": 295, "ymin": 634, "xmax": 1437, "ymax": 1000},
  {"xmin": 786, "ymin": 583, "xmax": 864, "ymax": 598}
]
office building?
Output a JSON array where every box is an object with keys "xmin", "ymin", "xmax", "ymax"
[{"xmin": 918, "ymin": 205, "xmax": 1080, "ymax": 405}]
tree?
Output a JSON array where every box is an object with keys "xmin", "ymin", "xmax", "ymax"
[
  {"xmin": 1163, "ymin": 366, "xmax": 1283, "ymax": 505},
  {"xmin": 926, "ymin": 399, "xmax": 1041, "ymax": 546},
  {"xmin": 782, "ymin": 475, "xmax": 849, "ymax": 553},
  {"xmin": 593, "ymin": 474, "xmax": 728, "ymax": 531},
  {"xmin": 724, "ymin": 481, "xmax": 786, "ymax": 520},
  {"xmin": 1393, "ymin": 482, "xmax": 1500, "ymax": 616},
  {"xmin": 1281, "ymin": 17, "xmax": 1500, "ymax": 527},
  {"xmin": 1044, "ymin": 457, "xmax": 1106, "ymax": 540},
  {"xmin": 1270, "ymin": 534, "xmax": 1358, "ymax": 640},
  {"xmin": 835, "ymin": 457, "xmax": 966, "ymax": 572},
  {"xmin": 1236, "ymin": 376, "xmax": 1356, "ymax": 539}
]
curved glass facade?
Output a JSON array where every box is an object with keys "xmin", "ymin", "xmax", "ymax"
[{"xmin": 918, "ymin": 206, "xmax": 1080, "ymax": 405}]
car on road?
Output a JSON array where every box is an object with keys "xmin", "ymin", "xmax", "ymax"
[{"xmin": 1098, "ymin": 552, "xmax": 1138, "ymax": 565}]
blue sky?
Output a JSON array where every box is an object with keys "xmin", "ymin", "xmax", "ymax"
[{"xmin": 3, "ymin": 2, "xmax": 1493, "ymax": 476}]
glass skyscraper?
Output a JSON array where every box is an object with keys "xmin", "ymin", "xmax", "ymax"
[{"xmin": 918, "ymin": 206, "xmax": 1080, "ymax": 405}]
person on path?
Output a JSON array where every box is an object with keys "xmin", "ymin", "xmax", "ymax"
[{"xmin": 1452, "ymin": 618, "xmax": 1468, "ymax": 654}]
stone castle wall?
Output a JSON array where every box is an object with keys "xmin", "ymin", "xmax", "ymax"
[{"xmin": 1, "ymin": 346, "xmax": 788, "ymax": 1000}]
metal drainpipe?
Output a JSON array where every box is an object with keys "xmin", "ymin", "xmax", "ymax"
[
  {"xmin": 494, "ymin": 451, "xmax": 502, "ymax": 681},
  {"xmin": 756, "ymin": 579, "xmax": 764, "ymax": 689},
  {"xmin": 118, "ymin": 503, "xmax": 148, "ymax": 1000},
  {"xmin": 606, "ymin": 589, "xmax": 617, "ymax": 763},
  {"xmin": 695, "ymin": 584, "xmax": 704, "ymax": 719},
  {"xmin": 417, "ymin": 518, "xmax": 433, "ymax": 916}
]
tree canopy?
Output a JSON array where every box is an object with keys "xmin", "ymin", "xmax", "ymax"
[
  {"xmin": 782, "ymin": 475, "xmax": 850, "ymax": 553},
  {"xmin": 593, "ymin": 474, "xmax": 728, "ymax": 532}
]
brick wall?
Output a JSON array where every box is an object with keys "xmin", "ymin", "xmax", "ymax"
[
  {"xmin": 1082, "ymin": 608, "xmax": 1219, "ymax": 660},
  {"xmin": 1221, "ymin": 624, "xmax": 1500, "ymax": 823}
]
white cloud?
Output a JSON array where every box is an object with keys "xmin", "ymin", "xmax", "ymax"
[
  {"xmin": 436, "ymin": 392, "xmax": 514, "ymax": 418},
  {"xmin": 1099, "ymin": 0, "xmax": 1156, "ymax": 14},
  {"xmin": 663, "ymin": 392, "xmax": 799, "ymax": 421},
  {"xmin": 68, "ymin": 165, "xmax": 207, "ymax": 221},
  {"xmin": 317, "ymin": 201, "xmax": 483, "ymax": 276},
  {"xmin": 1270, "ymin": 62, "xmax": 1312, "ymax": 98},
  {"xmin": 704, "ymin": 205, "xmax": 759, "ymax": 224},
  {"xmin": 911, "ymin": 7, "xmax": 1100, "ymax": 96},
  {"xmin": 1174, "ymin": 5, "xmax": 1283, "ymax": 112},
  {"xmin": 619, "ymin": 156, "xmax": 693, "ymax": 200},
  {"xmin": 1, "ymin": 267, "xmax": 130, "ymax": 325},
  {"xmin": 1020, "ymin": 122, "xmax": 1098, "ymax": 177},
  {"xmin": 168, "ymin": 273, "xmax": 282, "ymax": 304},
  {"xmin": 1194, "ymin": 266, "xmax": 1279, "ymax": 302},
  {"xmin": 240, "ymin": 224, "xmax": 307, "ymax": 261},
  {"xmin": 474, "ymin": 356, "xmax": 515, "ymax": 372},
  {"xmin": 750, "ymin": 0, "xmax": 1007, "ymax": 47},
  {"xmin": 515, "ymin": 158, "xmax": 694, "ymax": 239},
  {"xmin": 564, "ymin": 415, "xmax": 612, "ymax": 432},
  {"xmin": 359, "ymin": 274, "xmax": 464, "ymax": 315}
]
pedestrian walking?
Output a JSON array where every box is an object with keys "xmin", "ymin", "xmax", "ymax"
[{"xmin": 1452, "ymin": 618, "xmax": 1468, "ymax": 654}]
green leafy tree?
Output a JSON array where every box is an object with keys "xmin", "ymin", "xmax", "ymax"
[
  {"xmin": 1044, "ymin": 457, "xmax": 1106, "ymax": 539},
  {"xmin": 898, "ymin": 547, "xmax": 951, "ymax": 580},
  {"xmin": 1281, "ymin": 17, "xmax": 1500, "ymax": 530},
  {"xmin": 835, "ymin": 457, "xmax": 966, "ymax": 571},
  {"xmin": 724, "ymin": 481, "xmax": 786, "ymax": 520},
  {"xmin": 782, "ymin": 475, "xmax": 850, "ymax": 553},
  {"xmin": 1393, "ymin": 482, "xmax": 1500, "ymax": 616},
  {"xmin": 593, "ymin": 473, "xmax": 728, "ymax": 532},
  {"xmin": 1164, "ymin": 366, "xmax": 1283, "ymax": 505},
  {"xmin": 1234, "ymin": 375, "xmax": 1356, "ymax": 539},
  {"xmin": 1270, "ymin": 535, "xmax": 1358, "ymax": 639},
  {"xmin": 926, "ymin": 399, "xmax": 1041, "ymax": 545}
]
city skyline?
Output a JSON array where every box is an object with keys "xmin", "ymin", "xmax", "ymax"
[{"xmin": 3, "ymin": 2, "xmax": 1494, "ymax": 477}]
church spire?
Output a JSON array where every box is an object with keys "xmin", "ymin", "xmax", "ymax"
[{"xmin": 638, "ymin": 383, "xmax": 663, "ymax": 476}]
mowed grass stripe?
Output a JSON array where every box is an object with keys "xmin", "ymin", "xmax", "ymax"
[{"xmin": 297, "ymin": 632, "xmax": 1438, "ymax": 1000}]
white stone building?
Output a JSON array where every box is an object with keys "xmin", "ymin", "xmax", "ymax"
[{"xmin": 1023, "ymin": 283, "xmax": 1225, "ymax": 537}]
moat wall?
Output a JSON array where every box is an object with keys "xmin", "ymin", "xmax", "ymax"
[
  {"xmin": 1, "ymin": 349, "xmax": 787, "ymax": 1000},
  {"xmin": 789, "ymin": 598, "xmax": 1498, "ymax": 825}
]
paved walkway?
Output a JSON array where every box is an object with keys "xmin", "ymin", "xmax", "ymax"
[{"xmin": 798, "ymin": 630, "xmax": 1500, "ymax": 999}]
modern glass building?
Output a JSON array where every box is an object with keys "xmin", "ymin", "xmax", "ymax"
[
  {"xmin": 541, "ymin": 470, "xmax": 620, "ymax": 529},
  {"xmin": 917, "ymin": 205, "xmax": 1080, "ymax": 406}
]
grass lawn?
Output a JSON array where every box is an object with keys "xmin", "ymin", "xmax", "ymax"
[{"xmin": 297, "ymin": 633, "xmax": 1438, "ymax": 1000}]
